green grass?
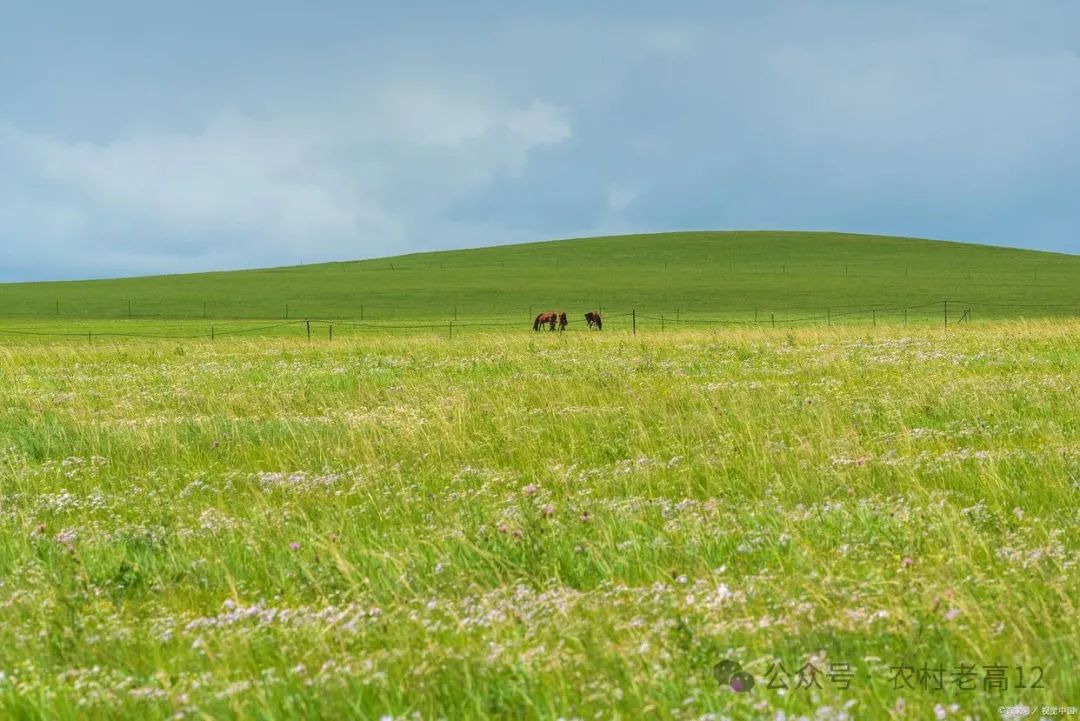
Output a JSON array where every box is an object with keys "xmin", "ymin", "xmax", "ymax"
[
  {"xmin": 0, "ymin": 322, "xmax": 1077, "ymax": 719},
  {"xmin": 1, "ymin": 232, "xmax": 1078, "ymax": 718},
  {"xmin": 1, "ymin": 231, "xmax": 1078, "ymax": 323}
]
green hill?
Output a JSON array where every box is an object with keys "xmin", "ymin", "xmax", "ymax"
[{"xmin": 1, "ymin": 231, "xmax": 1078, "ymax": 324}]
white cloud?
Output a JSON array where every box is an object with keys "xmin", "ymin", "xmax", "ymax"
[{"xmin": 0, "ymin": 86, "xmax": 571, "ymax": 277}]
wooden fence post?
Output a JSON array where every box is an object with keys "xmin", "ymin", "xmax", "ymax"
[{"xmin": 632, "ymin": 309, "xmax": 636, "ymax": 335}]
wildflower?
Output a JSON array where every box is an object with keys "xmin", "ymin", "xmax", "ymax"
[
  {"xmin": 580, "ymin": 510, "xmax": 591, "ymax": 522},
  {"xmin": 541, "ymin": 504, "xmax": 556, "ymax": 517},
  {"xmin": 289, "ymin": 542, "xmax": 300, "ymax": 551},
  {"xmin": 944, "ymin": 607, "xmax": 961, "ymax": 621},
  {"xmin": 55, "ymin": 528, "xmax": 78, "ymax": 547},
  {"xmin": 522, "ymin": 483, "xmax": 538, "ymax": 496},
  {"xmin": 901, "ymin": 557, "xmax": 914, "ymax": 568}
]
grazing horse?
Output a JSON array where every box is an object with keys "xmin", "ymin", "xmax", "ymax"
[
  {"xmin": 558, "ymin": 312, "xmax": 568, "ymax": 332},
  {"xmin": 584, "ymin": 311, "xmax": 602, "ymax": 330},
  {"xmin": 533, "ymin": 312, "xmax": 557, "ymax": 331}
]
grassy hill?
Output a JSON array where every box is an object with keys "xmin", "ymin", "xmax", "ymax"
[{"xmin": 1, "ymin": 231, "xmax": 1078, "ymax": 324}]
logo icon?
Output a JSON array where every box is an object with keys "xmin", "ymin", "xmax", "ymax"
[{"xmin": 714, "ymin": 659, "xmax": 755, "ymax": 693}]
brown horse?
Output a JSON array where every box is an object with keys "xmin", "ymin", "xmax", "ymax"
[
  {"xmin": 533, "ymin": 312, "xmax": 557, "ymax": 331},
  {"xmin": 584, "ymin": 311, "xmax": 602, "ymax": 330},
  {"xmin": 558, "ymin": 312, "xmax": 568, "ymax": 332}
]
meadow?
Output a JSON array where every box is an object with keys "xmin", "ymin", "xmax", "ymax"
[
  {"xmin": 1, "ymin": 231, "xmax": 1079, "ymax": 323},
  {"xmin": 1, "ymin": 321, "xmax": 1077, "ymax": 720}
]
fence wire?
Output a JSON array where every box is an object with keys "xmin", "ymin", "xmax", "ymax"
[{"xmin": 0, "ymin": 300, "xmax": 1076, "ymax": 342}]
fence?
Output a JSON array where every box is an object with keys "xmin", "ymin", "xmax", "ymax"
[{"xmin": 0, "ymin": 300, "xmax": 1077, "ymax": 343}]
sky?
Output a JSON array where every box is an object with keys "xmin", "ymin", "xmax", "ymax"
[{"xmin": 1, "ymin": 1, "xmax": 1079, "ymax": 281}]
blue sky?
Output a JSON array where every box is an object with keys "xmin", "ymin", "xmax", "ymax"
[{"xmin": 2, "ymin": 1, "xmax": 1079, "ymax": 280}]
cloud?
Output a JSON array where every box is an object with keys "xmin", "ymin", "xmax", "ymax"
[{"xmin": 0, "ymin": 86, "xmax": 570, "ymax": 278}]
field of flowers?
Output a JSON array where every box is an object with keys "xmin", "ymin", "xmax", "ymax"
[{"xmin": 0, "ymin": 323, "xmax": 1077, "ymax": 720}]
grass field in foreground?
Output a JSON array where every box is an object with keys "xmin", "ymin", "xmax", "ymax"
[
  {"xmin": 0, "ymin": 231, "xmax": 1078, "ymax": 323},
  {"xmin": 0, "ymin": 322, "xmax": 1077, "ymax": 719}
]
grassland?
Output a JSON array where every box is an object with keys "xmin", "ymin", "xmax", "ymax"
[
  {"xmin": 1, "ymin": 321, "xmax": 1077, "ymax": 719},
  {"xmin": 1, "ymin": 231, "xmax": 1078, "ymax": 324}
]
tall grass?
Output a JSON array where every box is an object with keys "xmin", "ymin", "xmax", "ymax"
[{"xmin": 0, "ymin": 322, "xmax": 1077, "ymax": 719}]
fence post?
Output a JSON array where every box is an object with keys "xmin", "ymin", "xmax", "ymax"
[
  {"xmin": 632, "ymin": 309, "xmax": 636, "ymax": 335},
  {"xmin": 872, "ymin": 310, "xmax": 876, "ymax": 327},
  {"xmin": 661, "ymin": 314, "xmax": 665, "ymax": 332},
  {"xmin": 771, "ymin": 313, "xmax": 775, "ymax": 329},
  {"xmin": 211, "ymin": 326, "xmax": 215, "ymax": 342},
  {"xmin": 306, "ymin": 320, "xmax": 311, "ymax": 341},
  {"xmin": 360, "ymin": 304, "xmax": 364, "ymax": 321},
  {"xmin": 827, "ymin": 308, "xmax": 831, "ymax": 326},
  {"xmin": 285, "ymin": 304, "xmax": 290, "ymax": 319},
  {"xmin": 448, "ymin": 321, "xmax": 453, "ymax": 340},
  {"xmin": 904, "ymin": 308, "xmax": 908, "ymax": 325},
  {"xmin": 944, "ymin": 300, "xmax": 948, "ymax": 330},
  {"xmin": 329, "ymin": 322, "xmax": 333, "ymax": 341}
]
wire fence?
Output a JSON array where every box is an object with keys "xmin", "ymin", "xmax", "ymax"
[{"xmin": 0, "ymin": 300, "xmax": 1077, "ymax": 342}]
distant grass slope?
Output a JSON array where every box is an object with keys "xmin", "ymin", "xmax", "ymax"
[{"xmin": 1, "ymin": 231, "xmax": 1078, "ymax": 322}]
